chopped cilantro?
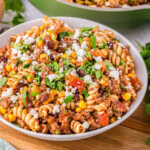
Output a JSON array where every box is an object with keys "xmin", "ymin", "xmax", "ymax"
[
  {"xmin": 90, "ymin": 35, "xmax": 96, "ymax": 49},
  {"xmin": 0, "ymin": 77, "xmax": 7, "ymax": 86},
  {"xmin": 82, "ymin": 89, "xmax": 89, "ymax": 99},
  {"xmin": 121, "ymin": 60, "xmax": 125, "ymax": 66},
  {"xmin": 11, "ymin": 42, "xmax": 14, "ymax": 47},
  {"xmin": 58, "ymin": 32, "xmax": 69, "ymax": 40},
  {"xmin": 81, "ymin": 27, "xmax": 93, "ymax": 32},
  {"xmin": 95, "ymin": 70, "xmax": 102, "ymax": 80},
  {"xmin": 104, "ymin": 61, "xmax": 113, "ymax": 69},
  {"xmin": 30, "ymin": 91, "xmax": 39, "ymax": 97},
  {"xmin": 63, "ymin": 95, "xmax": 73, "ymax": 104},
  {"xmin": 22, "ymin": 89, "xmax": 27, "ymax": 107}
]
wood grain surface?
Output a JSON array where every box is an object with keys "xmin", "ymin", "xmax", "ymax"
[{"xmin": 0, "ymin": 100, "xmax": 150, "ymax": 150}]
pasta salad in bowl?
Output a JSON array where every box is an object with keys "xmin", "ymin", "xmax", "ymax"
[{"xmin": 0, "ymin": 16, "xmax": 147, "ymax": 141}]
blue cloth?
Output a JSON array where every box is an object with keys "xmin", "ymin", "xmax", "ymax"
[{"xmin": 0, "ymin": 138, "xmax": 16, "ymax": 150}]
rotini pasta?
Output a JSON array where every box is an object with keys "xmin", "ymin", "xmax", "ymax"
[{"xmin": 0, "ymin": 16, "xmax": 142, "ymax": 135}]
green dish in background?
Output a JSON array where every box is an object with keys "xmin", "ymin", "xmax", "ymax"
[{"xmin": 29, "ymin": 0, "xmax": 150, "ymax": 28}]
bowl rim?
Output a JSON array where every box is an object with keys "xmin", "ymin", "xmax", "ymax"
[
  {"xmin": 0, "ymin": 17, "xmax": 148, "ymax": 141},
  {"xmin": 56, "ymin": 0, "xmax": 150, "ymax": 12}
]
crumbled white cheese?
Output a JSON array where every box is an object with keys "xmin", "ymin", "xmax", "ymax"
[
  {"xmin": 47, "ymin": 74, "xmax": 58, "ymax": 82},
  {"xmin": 62, "ymin": 43, "xmax": 67, "ymax": 48},
  {"xmin": 24, "ymin": 37, "xmax": 35, "ymax": 45},
  {"xmin": 59, "ymin": 67, "xmax": 63, "ymax": 73},
  {"xmin": 38, "ymin": 72, "xmax": 42, "ymax": 76},
  {"xmin": 109, "ymin": 67, "xmax": 120, "ymax": 80},
  {"xmin": 76, "ymin": 49, "xmax": 86, "ymax": 62},
  {"xmin": 82, "ymin": 121, "xmax": 89, "ymax": 129},
  {"xmin": 15, "ymin": 36, "xmax": 22, "ymax": 44},
  {"xmin": 65, "ymin": 48, "xmax": 73, "ymax": 56},
  {"xmin": 23, "ymin": 34, "xmax": 29, "ymax": 40},
  {"xmin": 52, "ymin": 105, "xmax": 60, "ymax": 114},
  {"xmin": 1, "ymin": 88, "xmax": 13, "ymax": 98},
  {"xmin": 0, "ymin": 62, "xmax": 4, "ymax": 70},
  {"xmin": 10, "ymin": 95, "xmax": 18, "ymax": 103},
  {"xmin": 21, "ymin": 54, "xmax": 30, "ymax": 61},
  {"xmin": 83, "ymin": 75, "xmax": 93, "ymax": 84},
  {"xmin": 30, "ymin": 109, "xmax": 38, "ymax": 118},
  {"xmin": 73, "ymin": 29, "xmax": 81, "ymax": 39},
  {"xmin": 105, "ymin": 2, "xmax": 110, "ymax": 7},
  {"xmin": 71, "ymin": 69, "xmax": 78, "ymax": 76},
  {"xmin": 49, "ymin": 25, "xmax": 55, "ymax": 30},
  {"xmin": 81, "ymin": 41, "xmax": 88, "ymax": 49},
  {"xmin": 94, "ymin": 64, "xmax": 102, "ymax": 70},
  {"xmin": 69, "ymin": 86, "xmax": 77, "ymax": 94},
  {"xmin": 62, "ymin": 103, "xmax": 66, "ymax": 107},
  {"xmin": 72, "ymin": 42, "xmax": 80, "ymax": 51},
  {"xmin": 93, "ymin": 56, "xmax": 102, "ymax": 62},
  {"xmin": 46, "ymin": 88, "xmax": 50, "ymax": 93},
  {"xmin": 127, "ymin": 62, "xmax": 130, "ymax": 65},
  {"xmin": 32, "ymin": 61, "xmax": 38, "ymax": 66},
  {"xmin": 11, "ymin": 48, "xmax": 22, "ymax": 58},
  {"xmin": 44, "ymin": 46, "xmax": 51, "ymax": 55},
  {"xmin": 125, "ymin": 84, "xmax": 132, "ymax": 90}
]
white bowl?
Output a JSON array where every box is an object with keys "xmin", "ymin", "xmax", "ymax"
[{"xmin": 0, "ymin": 17, "xmax": 148, "ymax": 141}]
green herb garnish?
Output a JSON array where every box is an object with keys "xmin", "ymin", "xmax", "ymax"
[
  {"xmin": 90, "ymin": 35, "xmax": 96, "ymax": 49},
  {"xmin": 30, "ymin": 91, "xmax": 39, "ymax": 97},
  {"xmin": 82, "ymin": 89, "xmax": 89, "ymax": 99},
  {"xmin": 63, "ymin": 95, "xmax": 73, "ymax": 104},
  {"xmin": 22, "ymin": 89, "xmax": 27, "ymax": 107},
  {"xmin": 0, "ymin": 77, "xmax": 7, "ymax": 86}
]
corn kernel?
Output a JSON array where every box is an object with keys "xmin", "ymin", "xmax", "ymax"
[
  {"xmin": 6, "ymin": 64, "xmax": 12, "ymax": 72},
  {"xmin": 62, "ymin": 54, "xmax": 69, "ymax": 59},
  {"xmin": 27, "ymin": 76, "xmax": 33, "ymax": 82},
  {"xmin": 38, "ymin": 40, "xmax": 44, "ymax": 47},
  {"xmin": 75, "ymin": 107, "xmax": 82, "ymax": 113},
  {"xmin": 100, "ymin": 78, "xmax": 108, "ymax": 86},
  {"xmin": 0, "ymin": 106, "xmax": 7, "ymax": 115},
  {"xmin": 40, "ymin": 53, "xmax": 48, "ymax": 60},
  {"xmin": 8, "ymin": 114, "xmax": 16, "ymax": 122},
  {"xmin": 40, "ymin": 25, "xmax": 44, "ymax": 31},
  {"xmin": 122, "ymin": 92, "xmax": 131, "ymax": 101},
  {"xmin": 26, "ymin": 59, "xmax": 32, "ymax": 64},
  {"xmin": 31, "ymin": 86, "xmax": 39, "ymax": 93},
  {"xmin": 58, "ymin": 91, "xmax": 65, "ymax": 98},
  {"xmin": 79, "ymin": 95, "xmax": 84, "ymax": 100},
  {"xmin": 4, "ymin": 114, "xmax": 9, "ymax": 120},
  {"xmin": 70, "ymin": 59, "xmax": 76, "ymax": 64},
  {"xmin": 128, "ymin": 73, "xmax": 135, "ymax": 78},
  {"xmin": 79, "ymin": 100, "xmax": 87, "ymax": 109},
  {"xmin": 110, "ymin": 117, "xmax": 116, "ymax": 123},
  {"xmin": 20, "ymin": 86, "xmax": 28, "ymax": 93},
  {"xmin": 71, "ymin": 51, "xmax": 76, "ymax": 59}
]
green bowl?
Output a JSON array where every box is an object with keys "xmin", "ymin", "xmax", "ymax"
[{"xmin": 29, "ymin": 0, "xmax": 150, "ymax": 25}]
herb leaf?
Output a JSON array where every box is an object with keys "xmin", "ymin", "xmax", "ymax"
[
  {"xmin": 0, "ymin": 77, "xmax": 7, "ymax": 86},
  {"xmin": 146, "ymin": 137, "xmax": 150, "ymax": 146},
  {"xmin": 22, "ymin": 89, "xmax": 27, "ymax": 107},
  {"xmin": 95, "ymin": 70, "xmax": 102, "ymax": 80},
  {"xmin": 82, "ymin": 89, "xmax": 89, "ymax": 99},
  {"xmin": 90, "ymin": 35, "xmax": 96, "ymax": 49},
  {"xmin": 30, "ymin": 91, "xmax": 39, "ymax": 97},
  {"xmin": 63, "ymin": 95, "xmax": 73, "ymax": 104}
]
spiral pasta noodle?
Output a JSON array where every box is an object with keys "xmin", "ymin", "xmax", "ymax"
[
  {"xmin": 39, "ymin": 104, "xmax": 54, "ymax": 117},
  {"xmin": 70, "ymin": 120, "xmax": 85, "ymax": 134},
  {"xmin": 13, "ymin": 106, "xmax": 40, "ymax": 132}
]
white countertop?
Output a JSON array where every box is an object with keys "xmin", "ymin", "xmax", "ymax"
[{"xmin": 10, "ymin": 0, "xmax": 150, "ymax": 50}]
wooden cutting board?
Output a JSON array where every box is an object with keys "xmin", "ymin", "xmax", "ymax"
[
  {"xmin": 0, "ymin": 0, "xmax": 5, "ymax": 21},
  {"xmin": 0, "ymin": 100, "xmax": 150, "ymax": 150}
]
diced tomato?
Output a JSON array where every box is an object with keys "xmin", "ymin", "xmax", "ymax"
[
  {"xmin": 68, "ymin": 75, "xmax": 84, "ymax": 93},
  {"xmin": 131, "ymin": 77, "xmax": 139, "ymax": 88},
  {"xmin": 98, "ymin": 112, "xmax": 109, "ymax": 127}
]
